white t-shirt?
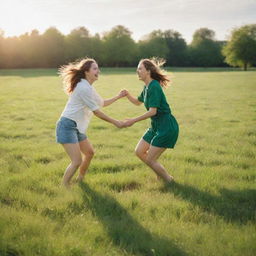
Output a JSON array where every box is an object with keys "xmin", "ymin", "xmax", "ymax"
[{"xmin": 61, "ymin": 79, "xmax": 104, "ymax": 133}]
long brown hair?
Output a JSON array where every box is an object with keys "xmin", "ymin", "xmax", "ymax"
[
  {"xmin": 58, "ymin": 58, "xmax": 96, "ymax": 94},
  {"xmin": 140, "ymin": 57, "xmax": 170, "ymax": 88}
]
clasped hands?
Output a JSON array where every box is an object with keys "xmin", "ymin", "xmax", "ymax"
[{"xmin": 115, "ymin": 89, "xmax": 136, "ymax": 128}]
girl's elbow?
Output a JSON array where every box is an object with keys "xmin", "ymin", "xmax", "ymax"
[
  {"xmin": 150, "ymin": 110, "xmax": 157, "ymax": 116},
  {"xmin": 136, "ymin": 101, "xmax": 142, "ymax": 106},
  {"xmin": 93, "ymin": 109, "xmax": 101, "ymax": 116}
]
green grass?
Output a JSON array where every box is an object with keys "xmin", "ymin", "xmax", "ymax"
[{"xmin": 0, "ymin": 68, "xmax": 255, "ymax": 256}]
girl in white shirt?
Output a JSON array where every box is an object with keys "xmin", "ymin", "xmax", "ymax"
[{"xmin": 56, "ymin": 58, "xmax": 125, "ymax": 187}]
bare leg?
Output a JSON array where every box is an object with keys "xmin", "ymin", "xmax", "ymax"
[
  {"xmin": 135, "ymin": 139, "xmax": 161, "ymax": 181},
  {"xmin": 76, "ymin": 139, "xmax": 95, "ymax": 182},
  {"xmin": 146, "ymin": 146, "xmax": 174, "ymax": 183},
  {"xmin": 61, "ymin": 143, "xmax": 82, "ymax": 187},
  {"xmin": 135, "ymin": 139, "xmax": 173, "ymax": 182},
  {"xmin": 135, "ymin": 139, "xmax": 150, "ymax": 162}
]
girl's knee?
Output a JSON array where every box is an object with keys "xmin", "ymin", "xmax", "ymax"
[
  {"xmin": 135, "ymin": 150, "xmax": 147, "ymax": 163},
  {"xmin": 145, "ymin": 157, "xmax": 154, "ymax": 166},
  {"xmin": 72, "ymin": 158, "xmax": 82, "ymax": 167},
  {"xmin": 86, "ymin": 149, "xmax": 95, "ymax": 158},
  {"xmin": 135, "ymin": 148, "xmax": 143, "ymax": 158}
]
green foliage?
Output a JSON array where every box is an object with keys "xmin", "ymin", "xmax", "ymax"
[
  {"xmin": 138, "ymin": 29, "xmax": 188, "ymax": 66},
  {"xmin": 138, "ymin": 32, "xmax": 169, "ymax": 60},
  {"xmin": 102, "ymin": 25, "xmax": 137, "ymax": 66},
  {"xmin": 0, "ymin": 25, "xmax": 229, "ymax": 68},
  {"xmin": 64, "ymin": 27, "xmax": 91, "ymax": 62},
  {"xmin": 41, "ymin": 27, "xmax": 65, "ymax": 67},
  {"xmin": 189, "ymin": 28, "xmax": 224, "ymax": 67},
  {"xmin": 163, "ymin": 30, "xmax": 187, "ymax": 66},
  {"xmin": 1, "ymin": 24, "xmax": 255, "ymax": 69},
  {"xmin": 0, "ymin": 68, "xmax": 255, "ymax": 255},
  {"xmin": 191, "ymin": 28, "xmax": 215, "ymax": 44},
  {"xmin": 223, "ymin": 24, "xmax": 256, "ymax": 70}
]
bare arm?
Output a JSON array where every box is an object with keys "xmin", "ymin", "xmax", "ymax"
[
  {"xmin": 103, "ymin": 95, "xmax": 120, "ymax": 107},
  {"xmin": 123, "ymin": 108, "xmax": 157, "ymax": 127},
  {"xmin": 126, "ymin": 92, "xmax": 143, "ymax": 106},
  {"xmin": 103, "ymin": 90, "xmax": 127, "ymax": 107},
  {"xmin": 93, "ymin": 109, "xmax": 123, "ymax": 128}
]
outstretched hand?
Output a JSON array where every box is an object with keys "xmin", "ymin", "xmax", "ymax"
[
  {"xmin": 123, "ymin": 118, "xmax": 135, "ymax": 127},
  {"xmin": 114, "ymin": 120, "xmax": 125, "ymax": 128},
  {"xmin": 117, "ymin": 89, "xmax": 129, "ymax": 98}
]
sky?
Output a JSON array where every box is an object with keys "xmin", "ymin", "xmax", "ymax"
[{"xmin": 0, "ymin": 0, "xmax": 255, "ymax": 43}]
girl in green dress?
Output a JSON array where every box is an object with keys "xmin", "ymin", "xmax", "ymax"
[{"xmin": 123, "ymin": 58, "xmax": 179, "ymax": 183}]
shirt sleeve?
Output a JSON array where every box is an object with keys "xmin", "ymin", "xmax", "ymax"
[
  {"xmin": 79, "ymin": 86, "xmax": 100, "ymax": 111},
  {"xmin": 137, "ymin": 90, "xmax": 144, "ymax": 102},
  {"xmin": 147, "ymin": 84, "xmax": 162, "ymax": 108},
  {"xmin": 92, "ymin": 87, "xmax": 104, "ymax": 108}
]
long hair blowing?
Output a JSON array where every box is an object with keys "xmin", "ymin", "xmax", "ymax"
[
  {"xmin": 140, "ymin": 57, "xmax": 170, "ymax": 88},
  {"xmin": 59, "ymin": 58, "xmax": 96, "ymax": 94}
]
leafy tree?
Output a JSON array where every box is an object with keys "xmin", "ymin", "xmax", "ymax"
[
  {"xmin": 1, "ymin": 36, "xmax": 22, "ymax": 68},
  {"xmin": 138, "ymin": 30, "xmax": 169, "ymax": 60},
  {"xmin": 41, "ymin": 27, "xmax": 65, "ymax": 67},
  {"xmin": 27, "ymin": 30, "xmax": 45, "ymax": 67},
  {"xmin": 163, "ymin": 30, "xmax": 187, "ymax": 66},
  {"xmin": 89, "ymin": 33, "xmax": 104, "ymax": 65},
  {"xmin": 64, "ymin": 27, "xmax": 91, "ymax": 62},
  {"xmin": 222, "ymin": 24, "xmax": 256, "ymax": 70},
  {"xmin": 189, "ymin": 28, "xmax": 224, "ymax": 67},
  {"xmin": 16, "ymin": 30, "xmax": 44, "ymax": 68},
  {"xmin": 102, "ymin": 25, "xmax": 137, "ymax": 66}
]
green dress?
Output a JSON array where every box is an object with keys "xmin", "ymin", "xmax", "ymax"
[{"xmin": 137, "ymin": 80, "xmax": 179, "ymax": 148}]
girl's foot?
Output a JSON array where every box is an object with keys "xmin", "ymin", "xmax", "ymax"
[
  {"xmin": 156, "ymin": 174, "xmax": 174, "ymax": 183},
  {"xmin": 75, "ymin": 174, "xmax": 85, "ymax": 183},
  {"xmin": 62, "ymin": 181, "xmax": 71, "ymax": 189},
  {"xmin": 166, "ymin": 175, "xmax": 174, "ymax": 183}
]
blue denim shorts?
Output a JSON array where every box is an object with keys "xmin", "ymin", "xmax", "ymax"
[{"xmin": 56, "ymin": 116, "xmax": 87, "ymax": 144}]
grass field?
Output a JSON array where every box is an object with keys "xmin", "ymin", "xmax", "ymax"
[{"xmin": 0, "ymin": 68, "xmax": 255, "ymax": 256}]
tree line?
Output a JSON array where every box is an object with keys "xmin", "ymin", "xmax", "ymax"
[{"xmin": 0, "ymin": 24, "xmax": 255, "ymax": 70}]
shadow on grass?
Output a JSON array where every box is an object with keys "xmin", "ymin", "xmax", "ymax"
[
  {"xmin": 161, "ymin": 182, "xmax": 256, "ymax": 224},
  {"xmin": 79, "ymin": 182, "xmax": 188, "ymax": 256},
  {"xmin": 0, "ymin": 247, "xmax": 21, "ymax": 256}
]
